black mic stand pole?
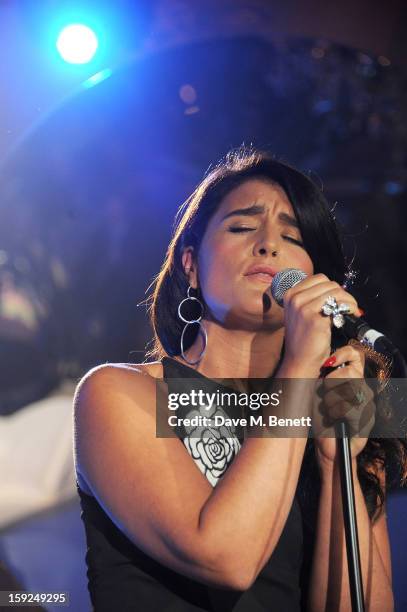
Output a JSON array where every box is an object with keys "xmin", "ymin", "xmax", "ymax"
[{"xmin": 335, "ymin": 419, "xmax": 365, "ymax": 612}]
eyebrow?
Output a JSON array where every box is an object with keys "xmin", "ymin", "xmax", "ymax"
[{"xmin": 220, "ymin": 204, "xmax": 299, "ymax": 228}]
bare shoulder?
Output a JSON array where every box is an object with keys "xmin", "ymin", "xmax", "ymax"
[
  {"xmin": 73, "ymin": 360, "xmax": 170, "ymax": 435},
  {"xmin": 73, "ymin": 361, "xmax": 167, "ymax": 494},
  {"xmin": 74, "ymin": 360, "xmax": 164, "ymax": 402},
  {"xmin": 125, "ymin": 359, "xmax": 165, "ymax": 380}
]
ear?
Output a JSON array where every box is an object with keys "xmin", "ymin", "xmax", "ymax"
[{"xmin": 181, "ymin": 247, "xmax": 198, "ymax": 289}]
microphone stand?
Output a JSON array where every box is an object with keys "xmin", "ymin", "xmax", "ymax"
[{"xmin": 335, "ymin": 420, "xmax": 365, "ymax": 612}]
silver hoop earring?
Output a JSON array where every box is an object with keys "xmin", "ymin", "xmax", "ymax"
[{"xmin": 177, "ymin": 285, "xmax": 207, "ymax": 365}]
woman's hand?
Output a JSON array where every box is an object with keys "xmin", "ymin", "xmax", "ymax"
[
  {"xmin": 312, "ymin": 343, "xmax": 376, "ymax": 466},
  {"xmin": 280, "ymin": 273, "xmax": 360, "ymax": 377}
]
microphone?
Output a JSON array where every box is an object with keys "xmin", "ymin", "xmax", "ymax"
[{"xmin": 271, "ymin": 268, "xmax": 400, "ymax": 360}]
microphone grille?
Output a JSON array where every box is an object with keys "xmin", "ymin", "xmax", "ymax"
[{"xmin": 271, "ymin": 268, "xmax": 307, "ymax": 306}]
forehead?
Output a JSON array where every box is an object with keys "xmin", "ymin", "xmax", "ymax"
[{"xmin": 215, "ymin": 178, "xmax": 294, "ymax": 218}]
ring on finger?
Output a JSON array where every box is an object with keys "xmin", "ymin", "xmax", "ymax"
[
  {"xmin": 354, "ymin": 390, "xmax": 366, "ymax": 405},
  {"xmin": 320, "ymin": 295, "xmax": 351, "ymax": 329}
]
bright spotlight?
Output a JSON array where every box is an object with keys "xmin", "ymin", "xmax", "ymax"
[{"xmin": 56, "ymin": 24, "xmax": 99, "ymax": 64}]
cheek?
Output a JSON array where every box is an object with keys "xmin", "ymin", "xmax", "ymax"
[
  {"xmin": 296, "ymin": 249, "xmax": 314, "ymax": 275},
  {"xmin": 197, "ymin": 237, "xmax": 238, "ymax": 300},
  {"xmin": 199, "ymin": 233, "xmax": 234, "ymax": 272}
]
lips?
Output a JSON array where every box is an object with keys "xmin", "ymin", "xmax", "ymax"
[
  {"xmin": 248, "ymin": 272, "xmax": 274, "ymax": 282},
  {"xmin": 244, "ymin": 265, "xmax": 278, "ymax": 279}
]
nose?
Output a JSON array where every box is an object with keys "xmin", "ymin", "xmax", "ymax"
[{"xmin": 253, "ymin": 229, "xmax": 279, "ymax": 258}]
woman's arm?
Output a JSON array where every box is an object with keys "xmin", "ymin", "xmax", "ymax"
[
  {"xmin": 307, "ymin": 456, "xmax": 394, "ymax": 612},
  {"xmin": 73, "ymin": 361, "xmax": 314, "ymax": 591}
]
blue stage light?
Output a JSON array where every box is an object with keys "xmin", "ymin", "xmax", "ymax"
[{"xmin": 56, "ymin": 24, "xmax": 99, "ymax": 64}]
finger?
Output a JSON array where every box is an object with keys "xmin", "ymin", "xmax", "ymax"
[
  {"xmin": 285, "ymin": 275, "xmax": 360, "ymax": 311},
  {"xmin": 322, "ymin": 400, "xmax": 374, "ymax": 433},
  {"xmin": 323, "ymin": 400, "xmax": 355, "ymax": 424},
  {"xmin": 288, "ymin": 284, "xmax": 357, "ymax": 313},
  {"xmin": 357, "ymin": 402, "xmax": 376, "ymax": 438},
  {"xmin": 323, "ymin": 392, "xmax": 374, "ymax": 416},
  {"xmin": 286, "ymin": 277, "xmax": 338, "ymax": 302},
  {"xmin": 334, "ymin": 343, "xmax": 366, "ymax": 365},
  {"xmin": 284, "ymin": 275, "xmax": 348, "ymax": 309},
  {"xmin": 323, "ymin": 345, "xmax": 366, "ymax": 373},
  {"xmin": 284, "ymin": 273, "xmax": 332, "ymax": 299},
  {"xmin": 320, "ymin": 376, "xmax": 374, "ymax": 405},
  {"xmin": 323, "ymin": 380, "xmax": 374, "ymax": 407},
  {"xmin": 322, "ymin": 360, "xmax": 370, "ymax": 390},
  {"xmin": 308, "ymin": 289, "xmax": 359, "ymax": 317}
]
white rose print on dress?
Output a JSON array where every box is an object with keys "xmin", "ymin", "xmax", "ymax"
[{"xmin": 182, "ymin": 401, "xmax": 242, "ymax": 487}]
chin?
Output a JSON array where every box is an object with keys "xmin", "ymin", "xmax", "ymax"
[
  {"xmin": 247, "ymin": 295, "xmax": 281, "ymax": 317},
  {"xmin": 236, "ymin": 305, "xmax": 284, "ymax": 329}
]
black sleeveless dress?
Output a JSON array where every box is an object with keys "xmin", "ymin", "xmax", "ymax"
[{"xmin": 77, "ymin": 357, "xmax": 312, "ymax": 611}]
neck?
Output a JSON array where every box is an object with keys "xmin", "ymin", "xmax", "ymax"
[{"xmin": 176, "ymin": 318, "xmax": 285, "ymax": 379}]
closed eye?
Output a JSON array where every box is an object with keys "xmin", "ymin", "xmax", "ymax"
[
  {"xmin": 228, "ymin": 227, "xmax": 255, "ymax": 233},
  {"xmin": 283, "ymin": 236, "xmax": 304, "ymax": 247},
  {"xmin": 228, "ymin": 227, "xmax": 304, "ymax": 247}
]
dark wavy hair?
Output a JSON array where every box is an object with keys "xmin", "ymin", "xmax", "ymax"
[{"xmin": 144, "ymin": 145, "xmax": 407, "ymax": 531}]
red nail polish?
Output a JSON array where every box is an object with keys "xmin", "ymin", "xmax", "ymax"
[{"xmin": 322, "ymin": 356, "xmax": 336, "ymax": 368}]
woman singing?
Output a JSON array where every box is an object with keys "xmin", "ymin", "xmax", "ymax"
[{"xmin": 73, "ymin": 147, "xmax": 406, "ymax": 611}]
